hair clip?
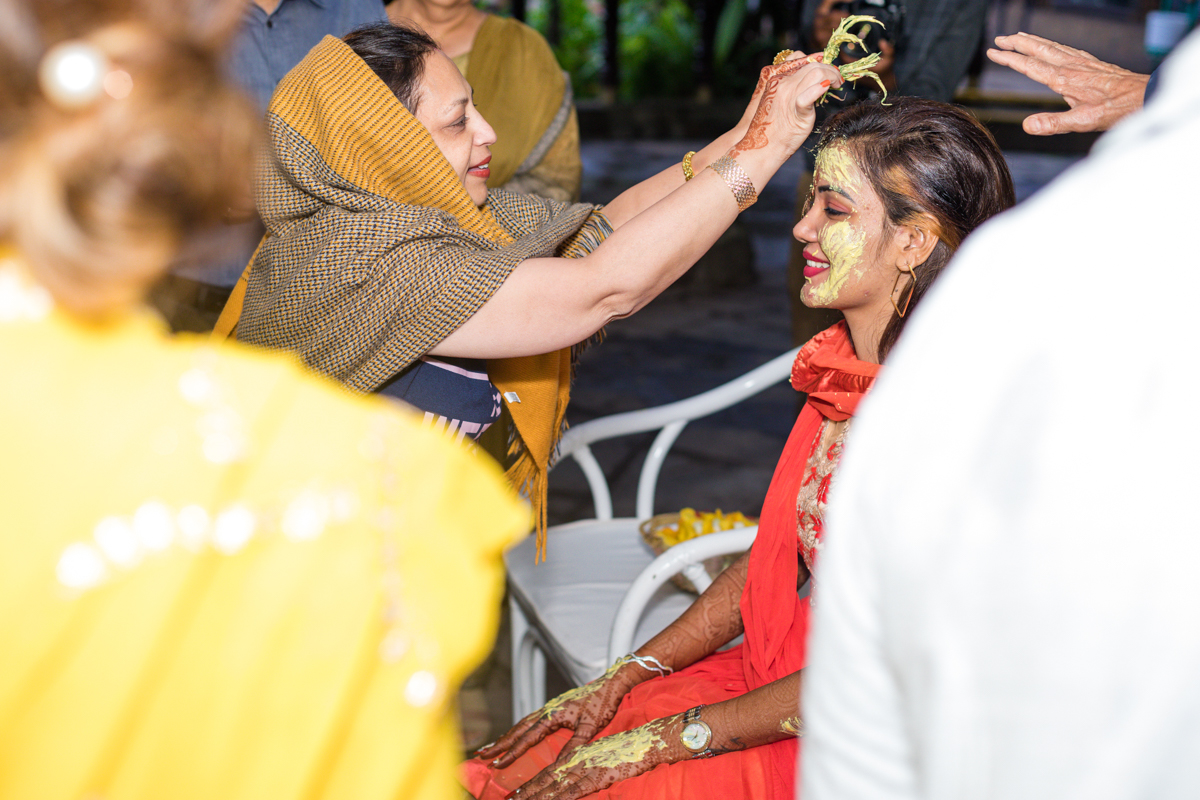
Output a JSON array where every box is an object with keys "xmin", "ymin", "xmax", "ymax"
[{"xmin": 38, "ymin": 40, "xmax": 131, "ymax": 109}]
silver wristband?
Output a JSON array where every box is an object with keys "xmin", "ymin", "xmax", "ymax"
[{"xmin": 614, "ymin": 653, "xmax": 675, "ymax": 677}]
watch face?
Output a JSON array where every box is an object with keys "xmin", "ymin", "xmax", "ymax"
[{"xmin": 681, "ymin": 721, "xmax": 711, "ymax": 752}]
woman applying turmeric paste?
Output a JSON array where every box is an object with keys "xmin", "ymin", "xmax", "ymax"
[{"xmin": 218, "ymin": 23, "xmax": 842, "ymax": 546}]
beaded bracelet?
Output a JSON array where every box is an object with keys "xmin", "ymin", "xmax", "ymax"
[
  {"xmin": 682, "ymin": 150, "xmax": 696, "ymax": 181},
  {"xmin": 613, "ymin": 653, "xmax": 674, "ymax": 676},
  {"xmin": 708, "ymin": 155, "xmax": 757, "ymax": 212}
]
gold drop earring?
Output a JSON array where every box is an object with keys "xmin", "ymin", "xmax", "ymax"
[{"xmin": 890, "ymin": 260, "xmax": 918, "ymax": 318}]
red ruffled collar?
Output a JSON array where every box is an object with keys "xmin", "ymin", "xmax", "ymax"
[{"xmin": 790, "ymin": 321, "xmax": 880, "ymax": 421}]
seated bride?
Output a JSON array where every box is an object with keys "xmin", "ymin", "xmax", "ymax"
[{"xmin": 464, "ymin": 96, "xmax": 1016, "ymax": 800}]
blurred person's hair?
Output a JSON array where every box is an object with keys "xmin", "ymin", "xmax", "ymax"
[
  {"xmin": 817, "ymin": 97, "xmax": 1016, "ymax": 361},
  {"xmin": 0, "ymin": 0, "xmax": 258, "ymax": 316},
  {"xmin": 343, "ymin": 21, "xmax": 439, "ymax": 115}
]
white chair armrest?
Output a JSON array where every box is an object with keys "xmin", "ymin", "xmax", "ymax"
[{"xmin": 606, "ymin": 526, "xmax": 758, "ymax": 664}]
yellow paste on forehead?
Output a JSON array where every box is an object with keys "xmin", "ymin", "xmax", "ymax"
[
  {"xmin": 814, "ymin": 141, "xmax": 857, "ymax": 194},
  {"xmin": 808, "ymin": 143, "xmax": 867, "ymax": 305},
  {"xmin": 557, "ymin": 726, "xmax": 664, "ymax": 771}
]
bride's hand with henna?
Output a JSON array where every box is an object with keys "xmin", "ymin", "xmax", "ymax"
[
  {"xmin": 474, "ymin": 661, "xmax": 647, "ymax": 769},
  {"xmin": 505, "ymin": 716, "xmax": 687, "ymax": 800}
]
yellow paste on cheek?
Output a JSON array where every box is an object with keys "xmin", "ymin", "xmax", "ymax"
[
  {"xmin": 557, "ymin": 727, "xmax": 664, "ymax": 772},
  {"xmin": 808, "ymin": 144, "xmax": 867, "ymax": 305},
  {"xmin": 810, "ymin": 218, "xmax": 866, "ymax": 305},
  {"xmin": 780, "ymin": 716, "xmax": 806, "ymax": 736}
]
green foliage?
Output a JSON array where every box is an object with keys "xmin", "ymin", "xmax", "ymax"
[
  {"xmin": 711, "ymin": 34, "xmax": 780, "ymax": 98},
  {"xmin": 527, "ymin": 0, "xmax": 605, "ymax": 97},
  {"xmin": 527, "ymin": 0, "xmax": 696, "ymax": 99},
  {"xmin": 617, "ymin": 0, "xmax": 697, "ymax": 99},
  {"xmin": 523, "ymin": 0, "xmax": 791, "ymax": 101},
  {"xmin": 713, "ymin": 0, "xmax": 747, "ymax": 67}
]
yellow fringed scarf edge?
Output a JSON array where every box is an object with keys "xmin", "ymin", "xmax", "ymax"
[{"xmin": 492, "ymin": 213, "xmax": 612, "ymax": 563}]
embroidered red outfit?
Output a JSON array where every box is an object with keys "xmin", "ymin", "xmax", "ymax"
[{"xmin": 463, "ymin": 322, "xmax": 878, "ymax": 799}]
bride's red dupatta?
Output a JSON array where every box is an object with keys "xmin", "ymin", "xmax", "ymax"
[{"xmin": 740, "ymin": 321, "xmax": 879, "ymax": 792}]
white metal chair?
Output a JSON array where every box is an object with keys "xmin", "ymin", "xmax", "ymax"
[{"xmin": 506, "ymin": 346, "xmax": 801, "ymax": 720}]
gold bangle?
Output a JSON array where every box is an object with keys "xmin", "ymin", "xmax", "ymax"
[
  {"xmin": 773, "ymin": 49, "xmax": 794, "ymax": 66},
  {"xmin": 682, "ymin": 151, "xmax": 696, "ymax": 181},
  {"xmin": 708, "ymin": 155, "xmax": 757, "ymax": 212}
]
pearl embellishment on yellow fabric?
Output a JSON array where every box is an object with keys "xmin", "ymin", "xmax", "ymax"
[{"xmin": 0, "ymin": 263, "xmax": 52, "ymax": 322}]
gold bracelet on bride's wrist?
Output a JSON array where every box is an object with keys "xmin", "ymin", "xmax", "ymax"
[{"xmin": 681, "ymin": 150, "xmax": 696, "ymax": 181}]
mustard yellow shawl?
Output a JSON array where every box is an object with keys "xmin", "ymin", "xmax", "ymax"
[{"xmin": 217, "ymin": 36, "xmax": 609, "ymax": 557}]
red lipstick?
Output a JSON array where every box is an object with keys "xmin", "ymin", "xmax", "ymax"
[
  {"xmin": 468, "ymin": 157, "xmax": 491, "ymax": 179},
  {"xmin": 802, "ymin": 249, "xmax": 829, "ymax": 279}
]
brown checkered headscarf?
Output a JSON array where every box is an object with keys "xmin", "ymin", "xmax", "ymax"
[{"xmin": 223, "ymin": 36, "xmax": 611, "ymax": 559}]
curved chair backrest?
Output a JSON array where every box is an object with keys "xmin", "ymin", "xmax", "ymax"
[{"xmin": 554, "ymin": 346, "xmax": 801, "ymax": 520}]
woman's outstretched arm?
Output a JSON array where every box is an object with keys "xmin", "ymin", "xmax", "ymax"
[
  {"xmin": 477, "ymin": 549, "xmax": 752, "ymax": 770},
  {"xmin": 429, "ymin": 56, "xmax": 841, "ymax": 361}
]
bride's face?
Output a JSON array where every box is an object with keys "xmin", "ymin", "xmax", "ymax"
[
  {"xmin": 413, "ymin": 51, "xmax": 496, "ymax": 207},
  {"xmin": 792, "ymin": 143, "xmax": 909, "ymax": 315}
]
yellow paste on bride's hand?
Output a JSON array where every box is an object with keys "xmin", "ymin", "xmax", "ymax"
[
  {"xmin": 557, "ymin": 725, "xmax": 666, "ymax": 772},
  {"xmin": 537, "ymin": 661, "xmax": 624, "ymax": 718}
]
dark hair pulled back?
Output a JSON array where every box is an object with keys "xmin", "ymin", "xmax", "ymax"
[
  {"xmin": 816, "ymin": 97, "xmax": 1016, "ymax": 361},
  {"xmin": 343, "ymin": 22, "xmax": 439, "ymax": 115}
]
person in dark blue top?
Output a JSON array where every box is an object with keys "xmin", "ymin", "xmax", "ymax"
[
  {"xmin": 172, "ymin": 0, "xmax": 387, "ymax": 292},
  {"xmin": 379, "ymin": 357, "xmax": 504, "ymax": 444},
  {"xmin": 228, "ymin": 0, "xmax": 387, "ymax": 112}
]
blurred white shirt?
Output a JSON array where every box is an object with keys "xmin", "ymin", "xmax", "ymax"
[{"xmin": 801, "ymin": 29, "xmax": 1200, "ymax": 800}]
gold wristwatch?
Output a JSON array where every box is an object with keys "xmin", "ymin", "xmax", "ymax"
[{"xmin": 680, "ymin": 705, "xmax": 715, "ymax": 758}]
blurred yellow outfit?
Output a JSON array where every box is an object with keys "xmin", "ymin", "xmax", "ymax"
[{"xmin": 0, "ymin": 251, "xmax": 527, "ymax": 800}]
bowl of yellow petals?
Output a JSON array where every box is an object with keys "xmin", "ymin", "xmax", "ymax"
[{"xmin": 639, "ymin": 508, "xmax": 758, "ymax": 593}]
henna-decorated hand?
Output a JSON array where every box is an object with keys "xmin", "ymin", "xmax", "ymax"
[
  {"xmin": 475, "ymin": 662, "xmax": 642, "ymax": 769},
  {"xmin": 733, "ymin": 55, "xmax": 842, "ymax": 159},
  {"xmin": 735, "ymin": 51, "xmax": 818, "ymax": 134},
  {"xmin": 507, "ymin": 717, "xmax": 684, "ymax": 800}
]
